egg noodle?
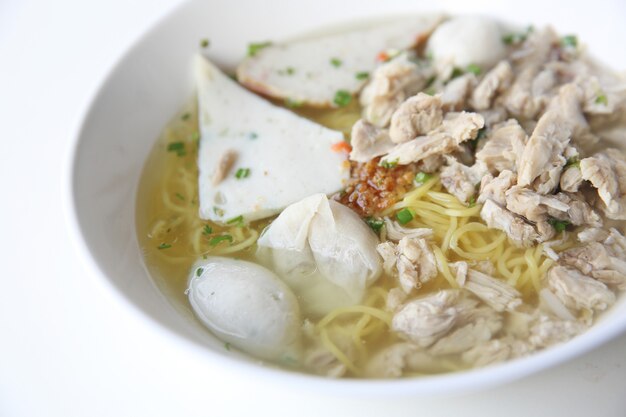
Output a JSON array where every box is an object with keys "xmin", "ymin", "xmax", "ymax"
[{"xmin": 140, "ymin": 103, "xmax": 577, "ymax": 378}]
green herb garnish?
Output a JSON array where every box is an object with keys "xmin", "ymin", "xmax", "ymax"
[
  {"xmin": 200, "ymin": 38, "xmax": 210, "ymax": 48},
  {"xmin": 333, "ymin": 90, "xmax": 352, "ymax": 107},
  {"xmin": 365, "ymin": 217, "xmax": 384, "ymax": 232},
  {"xmin": 213, "ymin": 207, "xmax": 224, "ymax": 217},
  {"xmin": 561, "ymin": 35, "xmax": 578, "ymax": 48},
  {"xmin": 396, "ymin": 208, "xmax": 415, "ymax": 225},
  {"xmin": 450, "ymin": 67, "xmax": 464, "ymax": 80},
  {"xmin": 249, "ymin": 132, "xmax": 258, "ymax": 139},
  {"xmin": 235, "ymin": 168, "xmax": 251, "ymax": 179},
  {"xmin": 565, "ymin": 156, "xmax": 581, "ymax": 169},
  {"xmin": 548, "ymin": 218, "xmax": 570, "ymax": 233},
  {"xmin": 157, "ymin": 243, "xmax": 172, "ymax": 250},
  {"xmin": 415, "ymin": 172, "xmax": 433, "ymax": 184},
  {"xmin": 202, "ymin": 225, "xmax": 213, "ymax": 235},
  {"xmin": 278, "ymin": 67, "xmax": 296, "ymax": 75},
  {"xmin": 468, "ymin": 195, "xmax": 477, "ymax": 208},
  {"xmin": 188, "ymin": 131, "xmax": 200, "ymax": 143},
  {"xmin": 502, "ymin": 26, "xmax": 533, "ymax": 45},
  {"xmin": 210, "ymin": 235, "xmax": 233, "ymax": 246},
  {"xmin": 226, "ymin": 215, "xmax": 244, "ymax": 226},
  {"xmin": 247, "ymin": 41, "xmax": 272, "ymax": 56},
  {"xmin": 181, "ymin": 112, "xmax": 191, "ymax": 121},
  {"xmin": 166, "ymin": 141, "xmax": 186, "ymax": 156},
  {"xmin": 224, "ymin": 342, "xmax": 231, "ymax": 351},
  {"xmin": 196, "ymin": 267, "xmax": 204, "ymax": 277},
  {"xmin": 379, "ymin": 159, "xmax": 398, "ymax": 169},
  {"xmin": 466, "ymin": 64, "xmax": 482, "ymax": 75},
  {"xmin": 355, "ymin": 71, "xmax": 370, "ymax": 80},
  {"xmin": 595, "ymin": 92, "xmax": 608, "ymax": 106},
  {"xmin": 175, "ymin": 192, "xmax": 185, "ymax": 201},
  {"xmin": 330, "ymin": 57, "xmax": 342, "ymax": 68}
]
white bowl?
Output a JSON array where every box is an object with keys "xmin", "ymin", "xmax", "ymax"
[{"xmin": 67, "ymin": 0, "xmax": 626, "ymax": 397}]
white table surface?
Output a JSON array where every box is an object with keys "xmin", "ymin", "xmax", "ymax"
[{"xmin": 1, "ymin": 1, "xmax": 626, "ymax": 416}]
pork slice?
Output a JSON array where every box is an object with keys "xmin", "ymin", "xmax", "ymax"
[
  {"xmin": 547, "ymin": 266, "xmax": 616, "ymax": 314},
  {"xmin": 529, "ymin": 314, "xmax": 586, "ymax": 349},
  {"xmin": 480, "ymin": 199, "xmax": 539, "ymax": 247},
  {"xmin": 560, "ymin": 166, "xmax": 583, "ymax": 192},
  {"xmin": 580, "ymin": 148, "xmax": 626, "ymax": 220},
  {"xmin": 471, "ymin": 60, "xmax": 514, "ymax": 110},
  {"xmin": 517, "ymin": 111, "xmax": 571, "ymax": 194},
  {"xmin": 361, "ymin": 53, "xmax": 431, "ymax": 127},
  {"xmin": 381, "ymin": 111, "xmax": 484, "ymax": 165},
  {"xmin": 560, "ymin": 243, "xmax": 626, "ymax": 290},
  {"xmin": 391, "ymin": 290, "xmax": 459, "ymax": 347},
  {"xmin": 478, "ymin": 170, "xmax": 517, "ymax": 206},
  {"xmin": 389, "ymin": 93, "xmax": 443, "ymax": 143},
  {"xmin": 429, "ymin": 315, "xmax": 502, "ymax": 356},
  {"xmin": 439, "ymin": 158, "xmax": 488, "ymax": 203},
  {"xmin": 383, "ymin": 217, "xmax": 433, "ymax": 241},
  {"xmin": 348, "ymin": 119, "xmax": 396, "ymax": 162},
  {"xmin": 364, "ymin": 343, "xmax": 445, "ymax": 378},
  {"xmin": 441, "ymin": 73, "xmax": 477, "ymax": 111},
  {"xmin": 476, "ymin": 119, "xmax": 528, "ymax": 174},
  {"xmin": 377, "ymin": 237, "xmax": 438, "ymax": 293},
  {"xmin": 462, "ymin": 269, "xmax": 523, "ymax": 312}
]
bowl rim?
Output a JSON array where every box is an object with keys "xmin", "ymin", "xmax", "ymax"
[{"xmin": 63, "ymin": 1, "xmax": 626, "ymax": 397}]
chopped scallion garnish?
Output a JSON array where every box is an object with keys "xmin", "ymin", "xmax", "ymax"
[
  {"xmin": 235, "ymin": 168, "xmax": 251, "ymax": 179},
  {"xmin": 284, "ymin": 98, "xmax": 303, "ymax": 108},
  {"xmin": 468, "ymin": 195, "xmax": 477, "ymax": 208},
  {"xmin": 200, "ymin": 38, "xmax": 210, "ymax": 48},
  {"xmin": 213, "ymin": 206, "xmax": 224, "ymax": 217},
  {"xmin": 379, "ymin": 159, "xmax": 398, "ymax": 169},
  {"xmin": 330, "ymin": 57, "xmax": 342, "ymax": 68},
  {"xmin": 157, "ymin": 243, "xmax": 172, "ymax": 250},
  {"xmin": 466, "ymin": 63, "xmax": 482, "ymax": 75},
  {"xmin": 224, "ymin": 342, "xmax": 231, "ymax": 351},
  {"xmin": 196, "ymin": 267, "xmax": 204, "ymax": 277},
  {"xmin": 415, "ymin": 172, "xmax": 433, "ymax": 184},
  {"xmin": 548, "ymin": 218, "xmax": 570, "ymax": 232},
  {"xmin": 247, "ymin": 41, "xmax": 272, "ymax": 56},
  {"xmin": 202, "ymin": 225, "xmax": 213, "ymax": 235},
  {"xmin": 365, "ymin": 217, "xmax": 384, "ymax": 232},
  {"xmin": 396, "ymin": 208, "xmax": 415, "ymax": 225},
  {"xmin": 210, "ymin": 235, "xmax": 233, "ymax": 246},
  {"xmin": 333, "ymin": 90, "xmax": 352, "ymax": 107},
  {"xmin": 355, "ymin": 71, "xmax": 370, "ymax": 80},
  {"xmin": 181, "ymin": 112, "xmax": 191, "ymax": 121},
  {"xmin": 249, "ymin": 132, "xmax": 258, "ymax": 139},
  {"xmin": 450, "ymin": 67, "xmax": 464, "ymax": 79},
  {"xmin": 167, "ymin": 142, "xmax": 185, "ymax": 151},
  {"xmin": 595, "ymin": 92, "xmax": 608, "ymax": 106},
  {"xmin": 561, "ymin": 35, "xmax": 578, "ymax": 48},
  {"xmin": 226, "ymin": 215, "xmax": 244, "ymax": 226},
  {"xmin": 565, "ymin": 156, "xmax": 581, "ymax": 169},
  {"xmin": 175, "ymin": 192, "xmax": 184, "ymax": 201}
]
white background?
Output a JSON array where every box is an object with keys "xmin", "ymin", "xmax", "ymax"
[{"xmin": 2, "ymin": 0, "xmax": 626, "ymax": 416}]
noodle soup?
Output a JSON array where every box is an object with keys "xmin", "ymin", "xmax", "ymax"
[{"xmin": 137, "ymin": 14, "xmax": 626, "ymax": 378}]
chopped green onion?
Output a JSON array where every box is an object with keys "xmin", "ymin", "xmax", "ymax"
[
  {"xmin": 181, "ymin": 112, "xmax": 191, "ymax": 121},
  {"xmin": 379, "ymin": 159, "xmax": 398, "ymax": 169},
  {"xmin": 502, "ymin": 26, "xmax": 533, "ymax": 45},
  {"xmin": 284, "ymin": 98, "xmax": 303, "ymax": 108},
  {"xmin": 235, "ymin": 168, "xmax": 251, "ymax": 179},
  {"xmin": 424, "ymin": 75, "xmax": 436, "ymax": 89},
  {"xmin": 355, "ymin": 71, "xmax": 370, "ymax": 80},
  {"xmin": 278, "ymin": 67, "xmax": 296, "ymax": 75},
  {"xmin": 396, "ymin": 208, "xmax": 415, "ymax": 225},
  {"xmin": 468, "ymin": 195, "xmax": 477, "ymax": 208},
  {"xmin": 175, "ymin": 192, "xmax": 185, "ymax": 201},
  {"xmin": 450, "ymin": 67, "xmax": 464, "ymax": 79},
  {"xmin": 226, "ymin": 215, "xmax": 244, "ymax": 226},
  {"xmin": 330, "ymin": 57, "xmax": 342, "ymax": 68},
  {"xmin": 213, "ymin": 206, "xmax": 224, "ymax": 217},
  {"xmin": 167, "ymin": 142, "xmax": 184, "ymax": 151},
  {"xmin": 365, "ymin": 217, "xmax": 384, "ymax": 232},
  {"xmin": 247, "ymin": 41, "xmax": 272, "ymax": 56},
  {"xmin": 333, "ymin": 90, "xmax": 352, "ymax": 107},
  {"xmin": 561, "ymin": 35, "xmax": 578, "ymax": 48},
  {"xmin": 157, "ymin": 243, "xmax": 172, "ymax": 250},
  {"xmin": 595, "ymin": 92, "xmax": 608, "ymax": 106},
  {"xmin": 209, "ymin": 235, "xmax": 233, "ymax": 246},
  {"xmin": 565, "ymin": 156, "xmax": 580, "ymax": 169},
  {"xmin": 200, "ymin": 38, "xmax": 210, "ymax": 48},
  {"xmin": 466, "ymin": 64, "xmax": 482, "ymax": 75},
  {"xmin": 548, "ymin": 218, "xmax": 570, "ymax": 232},
  {"xmin": 415, "ymin": 172, "xmax": 433, "ymax": 183},
  {"xmin": 248, "ymin": 132, "xmax": 258, "ymax": 139},
  {"xmin": 202, "ymin": 225, "xmax": 213, "ymax": 235},
  {"xmin": 224, "ymin": 342, "xmax": 231, "ymax": 351},
  {"xmin": 196, "ymin": 267, "xmax": 204, "ymax": 277},
  {"xmin": 189, "ymin": 131, "xmax": 200, "ymax": 143}
]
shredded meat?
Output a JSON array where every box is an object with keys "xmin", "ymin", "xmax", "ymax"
[
  {"xmin": 475, "ymin": 119, "xmax": 527, "ymax": 174},
  {"xmin": 471, "ymin": 60, "xmax": 514, "ymax": 110},
  {"xmin": 547, "ymin": 266, "xmax": 616, "ymax": 315},
  {"xmin": 441, "ymin": 73, "xmax": 476, "ymax": 111},
  {"xmin": 439, "ymin": 158, "xmax": 487, "ymax": 203},
  {"xmin": 377, "ymin": 237, "xmax": 438, "ymax": 293},
  {"xmin": 480, "ymin": 199, "xmax": 540, "ymax": 247},
  {"xmin": 348, "ymin": 119, "xmax": 395, "ymax": 162},
  {"xmin": 580, "ymin": 149, "xmax": 626, "ymax": 220},
  {"xmin": 478, "ymin": 170, "xmax": 517, "ymax": 206},
  {"xmin": 389, "ymin": 93, "xmax": 443, "ymax": 143}
]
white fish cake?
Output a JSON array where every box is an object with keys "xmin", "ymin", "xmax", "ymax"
[
  {"xmin": 236, "ymin": 15, "xmax": 444, "ymax": 107},
  {"xmin": 195, "ymin": 55, "xmax": 350, "ymax": 223}
]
